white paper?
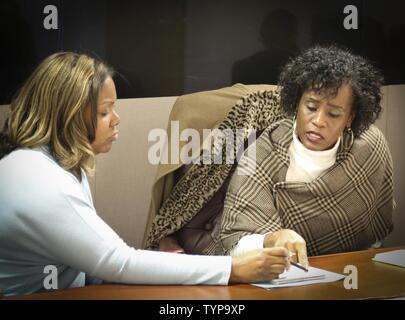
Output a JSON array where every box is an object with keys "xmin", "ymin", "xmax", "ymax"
[
  {"xmin": 252, "ymin": 266, "xmax": 345, "ymax": 289},
  {"xmin": 372, "ymin": 250, "xmax": 405, "ymax": 268}
]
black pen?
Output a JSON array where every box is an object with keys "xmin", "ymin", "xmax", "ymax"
[{"xmin": 290, "ymin": 261, "xmax": 309, "ymax": 272}]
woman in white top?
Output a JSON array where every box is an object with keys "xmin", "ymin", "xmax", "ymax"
[{"xmin": 0, "ymin": 52, "xmax": 289, "ymax": 296}]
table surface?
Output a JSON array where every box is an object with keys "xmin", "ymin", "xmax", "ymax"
[{"xmin": 8, "ymin": 246, "xmax": 405, "ymax": 300}]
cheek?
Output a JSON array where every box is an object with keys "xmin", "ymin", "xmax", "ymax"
[
  {"xmin": 92, "ymin": 119, "xmax": 109, "ymax": 144},
  {"xmin": 98, "ymin": 118, "xmax": 111, "ymax": 134},
  {"xmin": 295, "ymin": 108, "xmax": 307, "ymax": 132},
  {"xmin": 336, "ymin": 119, "xmax": 350, "ymax": 133},
  {"xmin": 327, "ymin": 122, "xmax": 346, "ymax": 142}
]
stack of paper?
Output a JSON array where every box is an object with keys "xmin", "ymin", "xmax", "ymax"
[
  {"xmin": 372, "ymin": 250, "xmax": 405, "ymax": 268},
  {"xmin": 253, "ymin": 266, "xmax": 345, "ymax": 289}
]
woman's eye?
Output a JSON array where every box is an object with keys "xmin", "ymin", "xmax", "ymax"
[
  {"xmin": 99, "ymin": 112, "xmax": 108, "ymax": 117},
  {"xmin": 306, "ymin": 105, "xmax": 317, "ymax": 112},
  {"xmin": 329, "ymin": 112, "xmax": 341, "ymax": 118}
]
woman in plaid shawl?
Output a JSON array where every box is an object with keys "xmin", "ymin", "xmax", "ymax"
[{"xmin": 220, "ymin": 46, "xmax": 395, "ymax": 266}]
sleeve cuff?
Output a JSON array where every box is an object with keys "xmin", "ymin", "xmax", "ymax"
[{"xmin": 230, "ymin": 233, "xmax": 268, "ymax": 257}]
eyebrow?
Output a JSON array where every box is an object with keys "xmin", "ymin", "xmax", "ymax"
[
  {"xmin": 99, "ymin": 99, "xmax": 116, "ymax": 106},
  {"xmin": 307, "ymin": 97, "xmax": 344, "ymax": 110}
]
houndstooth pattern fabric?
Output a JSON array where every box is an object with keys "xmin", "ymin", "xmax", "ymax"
[{"xmin": 220, "ymin": 118, "xmax": 395, "ymax": 256}]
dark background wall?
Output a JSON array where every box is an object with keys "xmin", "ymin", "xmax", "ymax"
[{"xmin": 1, "ymin": 0, "xmax": 405, "ymax": 103}]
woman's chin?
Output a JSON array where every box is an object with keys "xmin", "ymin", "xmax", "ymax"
[
  {"xmin": 93, "ymin": 143, "xmax": 113, "ymax": 155},
  {"xmin": 302, "ymin": 138, "xmax": 325, "ymax": 151},
  {"xmin": 303, "ymin": 140, "xmax": 335, "ymax": 151}
]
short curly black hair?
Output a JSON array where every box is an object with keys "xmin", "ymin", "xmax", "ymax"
[{"xmin": 278, "ymin": 45, "xmax": 384, "ymax": 137}]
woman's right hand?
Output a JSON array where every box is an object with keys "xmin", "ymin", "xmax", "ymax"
[{"xmin": 229, "ymin": 247, "xmax": 289, "ymax": 283}]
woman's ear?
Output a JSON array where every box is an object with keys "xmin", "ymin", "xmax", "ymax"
[{"xmin": 347, "ymin": 112, "xmax": 355, "ymax": 129}]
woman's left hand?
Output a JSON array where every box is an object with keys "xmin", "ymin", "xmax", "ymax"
[{"xmin": 263, "ymin": 229, "xmax": 308, "ymax": 268}]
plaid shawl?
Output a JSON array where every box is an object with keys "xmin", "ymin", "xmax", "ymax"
[{"xmin": 220, "ymin": 118, "xmax": 395, "ymax": 256}]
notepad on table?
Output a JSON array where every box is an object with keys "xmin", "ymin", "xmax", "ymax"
[
  {"xmin": 372, "ymin": 250, "xmax": 405, "ymax": 268},
  {"xmin": 252, "ymin": 266, "xmax": 345, "ymax": 289}
]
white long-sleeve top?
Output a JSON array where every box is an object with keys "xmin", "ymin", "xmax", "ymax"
[
  {"xmin": 0, "ymin": 147, "xmax": 231, "ymax": 296},
  {"xmin": 230, "ymin": 124, "xmax": 340, "ymax": 256}
]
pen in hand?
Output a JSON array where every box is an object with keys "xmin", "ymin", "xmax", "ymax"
[
  {"xmin": 288, "ymin": 251, "xmax": 309, "ymax": 272},
  {"xmin": 290, "ymin": 261, "xmax": 309, "ymax": 272}
]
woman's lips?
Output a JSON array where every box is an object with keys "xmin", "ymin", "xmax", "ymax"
[
  {"xmin": 306, "ymin": 131, "xmax": 324, "ymax": 143},
  {"xmin": 110, "ymin": 132, "xmax": 119, "ymax": 141}
]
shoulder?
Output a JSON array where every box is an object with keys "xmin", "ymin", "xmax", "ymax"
[
  {"xmin": 260, "ymin": 118, "xmax": 293, "ymax": 144},
  {"xmin": 361, "ymin": 125, "xmax": 387, "ymax": 143},
  {"xmin": 245, "ymin": 118, "xmax": 292, "ymax": 163},
  {"xmin": 0, "ymin": 148, "xmax": 87, "ymax": 213},
  {"xmin": 350, "ymin": 125, "xmax": 392, "ymax": 165},
  {"xmin": 0, "ymin": 147, "xmax": 69, "ymax": 184},
  {"xmin": 356, "ymin": 125, "xmax": 390, "ymax": 155}
]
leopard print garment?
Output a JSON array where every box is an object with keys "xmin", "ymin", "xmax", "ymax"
[{"xmin": 145, "ymin": 89, "xmax": 285, "ymax": 253}]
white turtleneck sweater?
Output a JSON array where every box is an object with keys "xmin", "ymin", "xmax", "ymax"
[{"xmin": 230, "ymin": 123, "xmax": 341, "ymax": 257}]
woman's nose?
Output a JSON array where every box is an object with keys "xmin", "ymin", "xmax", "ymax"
[
  {"xmin": 312, "ymin": 109, "xmax": 327, "ymax": 127},
  {"xmin": 112, "ymin": 110, "xmax": 120, "ymax": 127}
]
